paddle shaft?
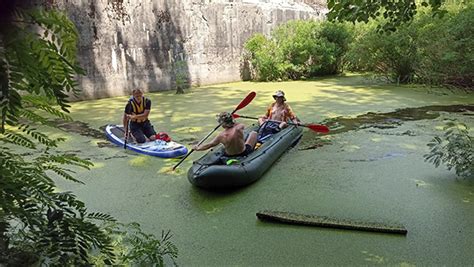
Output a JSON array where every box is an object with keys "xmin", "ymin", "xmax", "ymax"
[
  {"xmin": 172, "ymin": 92, "xmax": 256, "ymax": 171},
  {"xmin": 234, "ymin": 114, "xmax": 329, "ymax": 133},
  {"xmin": 172, "ymin": 123, "xmax": 221, "ymax": 170},
  {"xmin": 124, "ymin": 119, "xmax": 131, "ymax": 149},
  {"xmin": 235, "ymin": 115, "xmax": 300, "ymax": 127}
]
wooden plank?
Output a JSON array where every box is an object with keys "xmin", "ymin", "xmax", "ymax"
[{"xmin": 256, "ymin": 210, "xmax": 407, "ymax": 235}]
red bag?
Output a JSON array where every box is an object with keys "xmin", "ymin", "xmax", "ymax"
[{"xmin": 155, "ymin": 132, "xmax": 171, "ymax": 142}]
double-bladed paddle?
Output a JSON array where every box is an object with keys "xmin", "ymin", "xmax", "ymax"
[
  {"xmin": 232, "ymin": 114, "xmax": 330, "ymax": 133},
  {"xmin": 172, "ymin": 91, "xmax": 257, "ymax": 170}
]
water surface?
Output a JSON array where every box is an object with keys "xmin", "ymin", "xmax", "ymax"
[{"xmin": 50, "ymin": 75, "xmax": 474, "ymax": 265}]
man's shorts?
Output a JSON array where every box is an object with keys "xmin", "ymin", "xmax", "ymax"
[
  {"xmin": 225, "ymin": 144, "xmax": 254, "ymax": 157},
  {"xmin": 258, "ymin": 121, "xmax": 281, "ymax": 141}
]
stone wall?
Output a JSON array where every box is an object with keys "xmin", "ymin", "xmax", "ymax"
[{"xmin": 53, "ymin": 0, "xmax": 326, "ymax": 99}]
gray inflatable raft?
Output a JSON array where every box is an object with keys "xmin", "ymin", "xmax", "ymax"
[{"xmin": 187, "ymin": 124, "xmax": 303, "ymax": 190}]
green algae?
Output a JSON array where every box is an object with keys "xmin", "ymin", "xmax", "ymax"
[
  {"xmin": 324, "ymin": 104, "xmax": 474, "ymax": 135},
  {"xmin": 40, "ymin": 75, "xmax": 474, "ymax": 266},
  {"xmin": 299, "ymin": 104, "xmax": 473, "ymax": 150}
]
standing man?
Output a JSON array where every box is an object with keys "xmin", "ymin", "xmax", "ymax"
[{"xmin": 123, "ymin": 88, "xmax": 157, "ymax": 143}]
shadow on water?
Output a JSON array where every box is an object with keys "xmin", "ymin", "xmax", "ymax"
[
  {"xmin": 187, "ymin": 181, "xmax": 255, "ymax": 210},
  {"xmin": 49, "ymin": 119, "xmax": 105, "ymax": 140},
  {"xmin": 299, "ymin": 104, "xmax": 474, "ymax": 150},
  {"xmin": 50, "ymin": 104, "xmax": 473, "ymax": 151},
  {"xmin": 192, "ymin": 186, "xmax": 247, "ymax": 197}
]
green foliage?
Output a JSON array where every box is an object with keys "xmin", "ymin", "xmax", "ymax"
[
  {"xmin": 0, "ymin": 6, "xmax": 177, "ymax": 266},
  {"xmin": 92, "ymin": 222, "xmax": 178, "ymax": 266},
  {"xmin": 416, "ymin": 4, "xmax": 474, "ymax": 87},
  {"xmin": 243, "ymin": 34, "xmax": 282, "ymax": 81},
  {"xmin": 346, "ymin": 20, "xmax": 418, "ymax": 83},
  {"xmin": 1, "ymin": 147, "xmax": 117, "ymax": 265},
  {"xmin": 346, "ymin": 3, "xmax": 474, "ymax": 87},
  {"xmin": 424, "ymin": 120, "xmax": 473, "ymax": 178},
  {"xmin": 173, "ymin": 60, "xmax": 189, "ymax": 94},
  {"xmin": 0, "ymin": 7, "xmax": 117, "ymax": 265},
  {"xmin": 327, "ymin": 0, "xmax": 447, "ymax": 33},
  {"xmin": 242, "ymin": 21, "xmax": 351, "ymax": 81}
]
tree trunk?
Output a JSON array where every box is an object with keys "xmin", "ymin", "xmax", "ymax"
[{"xmin": 0, "ymin": 218, "xmax": 9, "ymax": 263}]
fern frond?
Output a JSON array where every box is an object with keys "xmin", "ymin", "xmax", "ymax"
[
  {"xmin": 22, "ymin": 95, "xmax": 72, "ymax": 121},
  {"xmin": 18, "ymin": 108, "xmax": 49, "ymax": 125},
  {"xmin": 17, "ymin": 123, "xmax": 59, "ymax": 146},
  {"xmin": 42, "ymin": 164, "xmax": 83, "ymax": 184},
  {"xmin": 37, "ymin": 154, "xmax": 93, "ymax": 169},
  {"xmin": 1, "ymin": 7, "xmax": 120, "ymax": 266},
  {"xmin": 87, "ymin": 213, "xmax": 116, "ymax": 222},
  {"xmin": 1, "ymin": 131, "xmax": 36, "ymax": 148}
]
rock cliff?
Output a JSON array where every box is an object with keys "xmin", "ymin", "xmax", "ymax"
[{"xmin": 52, "ymin": 0, "xmax": 326, "ymax": 99}]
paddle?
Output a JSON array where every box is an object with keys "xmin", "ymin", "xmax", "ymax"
[
  {"xmin": 172, "ymin": 91, "xmax": 257, "ymax": 170},
  {"xmin": 124, "ymin": 119, "xmax": 131, "ymax": 149},
  {"xmin": 232, "ymin": 114, "xmax": 330, "ymax": 133}
]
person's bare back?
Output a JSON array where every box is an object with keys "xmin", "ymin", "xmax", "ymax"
[
  {"xmin": 218, "ymin": 123, "xmax": 246, "ymax": 156},
  {"xmin": 194, "ymin": 112, "xmax": 258, "ymax": 158}
]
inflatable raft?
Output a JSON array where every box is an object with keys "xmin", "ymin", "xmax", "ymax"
[
  {"xmin": 105, "ymin": 124, "xmax": 188, "ymax": 158},
  {"xmin": 188, "ymin": 124, "xmax": 303, "ymax": 189}
]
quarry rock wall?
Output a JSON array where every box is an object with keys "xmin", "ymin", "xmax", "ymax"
[{"xmin": 54, "ymin": 0, "xmax": 326, "ymax": 99}]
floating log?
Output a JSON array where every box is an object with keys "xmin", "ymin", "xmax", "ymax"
[{"xmin": 256, "ymin": 210, "xmax": 407, "ymax": 235}]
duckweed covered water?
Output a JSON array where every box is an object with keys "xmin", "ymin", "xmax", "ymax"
[
  {"xmin": 324, "ymin": 104, "xmax": 474, "ymax": 134},
  {"xmin": 46, "ymin": 75, "xmax": 473, "ymax": 266}
]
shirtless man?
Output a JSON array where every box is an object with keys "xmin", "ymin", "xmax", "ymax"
[
  {"xmin": 193, "ymin": 112, "xmax": 258, "ymax": 157},
  {"xmin": 258, "ymin": 90, "xmax": 299, "ymax": 129}
]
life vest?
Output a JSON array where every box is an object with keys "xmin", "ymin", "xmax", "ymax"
[{"xmin": 129, "ymin": 97, "xmax": 147, "ymax": 123}]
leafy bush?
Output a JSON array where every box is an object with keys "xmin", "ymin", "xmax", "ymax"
[
  {"xmin": 346, "ymin": 20, "xmax": 418, "ymax": 83},
  {"xmin": 416, "ymin": 4, "xmax": 474, "ymax": 88},
  {"xmin": 326, "ymin": 0, "xmax": 447, "ymax": 33},
  {"xmin": 0, "ymin": 7, "xmax": 177, "ymax": 266},
  {"xmin": 346, "ymin": 3, "xmax": 473, "ymax": 88},
  {"xmin": 174, "ymin": 60, "xmax": 189, "ymax": 94},
  {"xmin": 424, "ymin": 120, "xmax": 473, "ymax": 178},
  {"xmin": 92, "ymin": 222, "xmax": 178, "ymax": 266},
  {"xmin": 242, "ymin": 21, "xmax": 351, "ymax": 81},
  {"xmin": 320, "ymin": 22, "xmax": 352, "ymax": 74},
  {"xmin": 243, "ymin": 34, "xmax": 282, "ymax": 81},
  {"xmin": 0, "ymin": 8, "xmax": 116, "ymax": 265}
]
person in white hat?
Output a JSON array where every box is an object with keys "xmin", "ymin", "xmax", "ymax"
[{"xmin": 258, "ymin": 90, "xmax": 299, "ymax": 130}]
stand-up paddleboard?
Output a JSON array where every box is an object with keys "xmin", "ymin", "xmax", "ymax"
[{"xmin": 105, "ymin": 124, "xmax": 188, "ymax": 158}]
